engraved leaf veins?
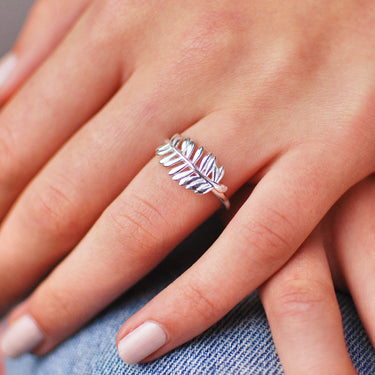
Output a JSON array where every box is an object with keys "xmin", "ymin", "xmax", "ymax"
[{"xmin": 156, "ymin": 134, "xmax": 226, "ymax": 195}]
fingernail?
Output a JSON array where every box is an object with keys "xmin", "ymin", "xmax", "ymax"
[
  {"xmin": 118, "ymin": 321, "xmax": 168, "ymax": 364},
  {"xmin": 1, "ymin": 315, "xmax": 44, "ymax": 358},
  {"xmin": 0, "ymin": 53, "xmax": 17, "ymax": 88}
]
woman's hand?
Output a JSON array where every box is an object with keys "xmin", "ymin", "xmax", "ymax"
[
  {"xmin": 0, "ymin": 0, "xmax": 91, "ymax": 103},
  {"xmin": 0, "ymin": 0, "xmax": 375, "ymax": 373},
  {"xmin": 257, "ymin": 175, "xmax": 375, "ymax": 374},
  {"xmin": 217, "ymin": 176, "xmax": 375, "ymax": 374}
]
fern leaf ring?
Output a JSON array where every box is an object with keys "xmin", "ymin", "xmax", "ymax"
[{"xmin": 156, "ymin": 134, "xmax": 230, "ymax": 209}]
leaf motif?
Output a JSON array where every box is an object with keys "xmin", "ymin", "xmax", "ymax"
[
  {"xmin": 185, "ymin": 178, "xmax": 206, "ymax": 190},
  {"xmin": 192, "ymin": 147, "xmax": 203, "ymax": 164},
  {"xmin": 194, "ymin": 183, "xmax": 213, "ymax": 194},
  {"xmin": 203, "ymin": 155, "xmax": 216, "ymax": 175},
  {"xmin": 156, "ymin": 134, "xmax": 226, "ymax": 197},
  {"xmin": 179, "ymin": 174, "xmax": 199, "ymax": 186},
  {"xmin": 181, "ymin": 138, "xmax": 189, "ymax": 152},
  {"xmin": 163, "ymin": 156, "xmax": 183, "ymax": 167},
  {"xmin": 211, "ymin": 163, "xmax": 218, "ymax": 182},
  {"xmin": 171, "ymin": 135, "xmax": 181, "ymax": 147},
  {"xmin": 156, "ymin": 143, "xmax": 172, "ymax": 156},
  {"xmin": 185, "ymin": 141, "xmax": 195, "ymax": 159},
  {"xmin": 168, "ymin": 163, "xmax": 186, "ymax": 175},
  {"xmin": 199, "ymin": 153, "xmax": 211, "ymax": 172},
  {"xmin": 172, "ymin": 169, "xmax": 193, "ymax": 181},
  {"xmin": 215, "ymin": 166, "xmax": 224, "ymax": 183},
  {"xmin": 160, "ymin": 152, "xmax": 179, "ymax": 165}
]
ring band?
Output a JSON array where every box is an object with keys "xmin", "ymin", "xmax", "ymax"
[{"xmin": 156, "ymin": 134, "xmax": 230, "ymax": 209}]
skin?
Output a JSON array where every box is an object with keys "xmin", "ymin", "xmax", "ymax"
[{"xmin": 1, "ymin": 0, "xmax": 375, "ymax": 373}]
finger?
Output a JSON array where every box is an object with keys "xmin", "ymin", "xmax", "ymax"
[
  {"xmin": 0, "ymin": 0, "xmax": 91, "ymax": 103},
  {"xmin": 325, "ymin": 175, "xmax": 375, "ymax": 346},
  {"xmin": 0, "ymin": 111, "xmax": 274, "ymax": 357},
  {"xmin": 0, "ymin": 117, "xmax": 362, "ymax": 359},
  {"xmin": 259, "ymin": 230, "xmax": 355, "ymax": 374},
  {"xmin": 0, "ymin": 64, "xmax": 203, "ymax": 311},
  {"xmin": 0, "ymin": 3, "xmax": 127, "ymax": 219},
  {"xmin": 217, "ymin": 182, "xmax": 255, "ymax": 227},
  {"xmin": 111, "ymin": 145, "xmax": 361, "ymax": 364}
]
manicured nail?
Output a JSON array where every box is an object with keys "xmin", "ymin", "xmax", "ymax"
[
  {"xmin": 118, "ymin": 321, "xmax": 167, "ymax": 364},
  {"xmin": 0, "ymin": 53, "xmax": 17, "ymax": 88},
  {"xmin": 1, "ymin": 315, "xmax": 44, "ymax": 358}
]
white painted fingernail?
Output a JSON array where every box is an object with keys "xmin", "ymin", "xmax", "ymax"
[
  {"xmin": 1, "ymin": 315, "xmax": 44, "ymax": 358},
  {"xmin": 0, "ymin": 53, "xmax": 17, "ymax": 88},
  {"xmin": 118, "ymin": 321, "xmax": 167, "ymax": 364}
]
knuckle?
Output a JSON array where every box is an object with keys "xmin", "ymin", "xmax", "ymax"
[
  {"xmin": 26, "ymin": 176, "xmax": 81, "ymax": 236},
  {"xmin": 318, "ymin": 114, "xmax": 375, "ymax": 173},
  {"xmin": 127, "ymin": 94, "xmax": 164, "ymax": 128},
  {"xmin": 82, "ymin": 1, "xmax": 124, "ymax": 49},
  {"xmin": 180, "ymin": 280, "xmax": 217, "ymax": 321},
  {"xmin": 332, "ymin": 117, "xmax": 371, "ymax": 145},
  {"xmin": 311, "ymin": 90, "xmax": 375, "ymax": 166},
  {"xmin": 37, "ymin": 283, "xmax": 75, "ymax": 329},
  {"xmin": 270, "ymin": 279, "xmax": 332, "ymax": 320},
  {"xmin": 84, "ymin": 0, "xmax": 152, "ymax": 49},
  {"xmin": 238, "ymin": 210, "xmax": 292, "ymax": 266},
  {"xmin": 340, "ymin": 118, "xmax": 375, "ymax": 160},
  {"xmin": 0, "ymin": 125, "xmax": 21, "ymax": 191},
  {"xmin": 180, "ymin": 14, "xmax": 240, "ymax": 64},
  {"xmin": 105, "ymin": 193, "xmax": 168, "ymax": 257}
]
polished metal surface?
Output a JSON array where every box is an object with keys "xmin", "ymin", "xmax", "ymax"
[{"xmin": 156, "ymin": 134, "xmax": 230, "ymax": 209}]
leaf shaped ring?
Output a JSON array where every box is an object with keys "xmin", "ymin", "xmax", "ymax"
[{"xmin": 156, "ymin": 134, "xmax": 230, "ymax": 209}]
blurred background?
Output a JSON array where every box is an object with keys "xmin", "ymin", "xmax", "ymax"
[{"xmin": 0, "ymin": 0, "xmax": 33, "ymax": 56}]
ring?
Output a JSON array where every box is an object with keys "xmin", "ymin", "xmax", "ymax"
[{"xmin": 156, "ymin": 134, "xmax": 230, "ymax": 209}]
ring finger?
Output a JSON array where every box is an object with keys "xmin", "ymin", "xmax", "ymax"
[
  {"xmin": 0, "ymin": 110, "xmax": 275, "ymax": 357},
  {"xmin": 0, "ymin": 63, "xmax": 204, "ymax": 312}
]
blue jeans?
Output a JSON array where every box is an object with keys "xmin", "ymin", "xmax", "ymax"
[{"xmin": 5, "ymin": 217, "xmax": 375, "ymax": 374}]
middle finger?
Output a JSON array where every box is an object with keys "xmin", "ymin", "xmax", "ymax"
[
  {"xmin": 0, "ymin": 65, "xmax": 203, "ymax": 312},
  {"xmin": 0, "ymin": 3, "xmax": 124, "ymax": 219}
]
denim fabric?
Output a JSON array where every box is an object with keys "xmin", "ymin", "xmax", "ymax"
[{"xmin": 5, "ymin": 217, "xmax": 375, "ymax": 375}]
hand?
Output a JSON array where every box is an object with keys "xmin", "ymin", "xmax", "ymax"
[
  {"xmin": 219, "ymin": 176, "xmax": 375, "ymax": 374},
  {"xmin": 0, "ymin": 0, "xmax": 91, "ymax": 104},
  {"xmin": 0, "ymin": 1, "xmax": 375, "ymax": 374},
  {"xmin": 256, "ymin": 175, "xmax": 375, "ymax": 374}
]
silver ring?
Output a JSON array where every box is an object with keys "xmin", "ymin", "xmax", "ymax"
[{"xmin": 156, "ymin": 134, "xmax": 230, "ymax": 209}]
